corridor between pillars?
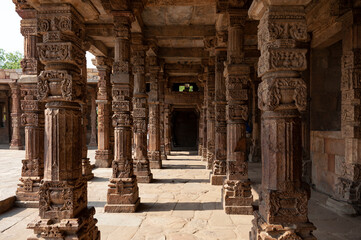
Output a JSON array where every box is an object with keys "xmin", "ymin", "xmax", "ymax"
[{"xmin": 249, "ymin": 1, "xmax": 316, "ymax": 239}]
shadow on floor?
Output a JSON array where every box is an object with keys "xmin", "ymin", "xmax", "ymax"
[
  {"xmin": 138, "ymin": 201, "xmax": 222, "ymax": 212},
  {"xmin": 163, "ymin": 164, "xmax": 205, "ymax": 170},
  {"xmin": 90, "ymin": 176, "xmax": 109, "ymax": 183},
  {"xmin": 88, "ymin": 201, "xmax": 107, "ymax": 208},
  {"xmin": 151, "ymin": 178, "xmax": 209, "ymax": 184}
]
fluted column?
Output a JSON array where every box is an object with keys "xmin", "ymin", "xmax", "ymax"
[
  {"xmin": 15, "ymin": 3, "xmax": 44, "ymax": 206},
  {"xmin": 89, "ymin": 88, "xmax": 97, "ymax": 147},
  {"xmin": 27, "ymin": 4, "xmax": 99, "ymax": 239},
  {"xmin": 148, "ymin": 56, "xmax": 162, "ymax": 169},
  {"xmin": 9, "ymin": 82, "xmax": 23, "ymax": 150},
  {"xmin": 105, "ymin": 12, "xmax": 140, "ymax": 213},
  {"xmin": 95, "ymin": 57, "xmax": 113, "ymax": 167},
  {"xmin": 131, "ymin": 34, "xmax": 153, "ymax": 182},
  {"xmin": 206, "ymin": 58, "xmax": 216, "ymax": 170},
  {"xmin": 249, "ymin": 2, "xmax": 316, "ymax": 239},
  {"xmin": 211, "ymin": 45, "xmax": 227, "ymax": 185}
]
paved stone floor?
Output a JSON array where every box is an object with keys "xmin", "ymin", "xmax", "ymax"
[{"xmin": 0, "ymin": 148, "xmax": 361, "ymax": 239}]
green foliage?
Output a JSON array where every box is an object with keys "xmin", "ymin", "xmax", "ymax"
[{"xmin": 0, "ymin": 48, "xmax": 23, "ymax": 69}]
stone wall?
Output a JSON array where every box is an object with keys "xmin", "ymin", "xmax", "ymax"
[{"xmin": 311, "ymin": 131, "xmax": 345, "ymax": 196}]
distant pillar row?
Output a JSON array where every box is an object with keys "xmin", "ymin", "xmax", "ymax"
[
  {"xmin": 249, "ymin": 1, "xmax": 316, "ymax": 239},
  {"xmin": 89, "ymin": 87, "xmax": 98, "ymax": 147},
  {"xmin": 27, "ymin": 3, "xmax": 99, "ymax": 239},
  {"xmin": 148, "ymin": 54, "xmax": 162, "ymax": 169},
  {"xmin": 105, "ymin": 12, "xmax": 140, "ymax": 213},
  {"xmin": 131, "ymin": 34, "xmax": 153, "ymax": 182},
  {"xmin": 95, "ymin": 57, "xmax": 113, "ymax": 167}
]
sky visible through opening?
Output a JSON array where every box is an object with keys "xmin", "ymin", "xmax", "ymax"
[{"xmin": 0, "ymin": 1, "xmax": 96, "ymax": 68}]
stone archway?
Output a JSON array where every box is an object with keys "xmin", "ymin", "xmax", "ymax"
[{"xmin": 171, "ymin": 108, "xmax": 199, "ymax": 151}]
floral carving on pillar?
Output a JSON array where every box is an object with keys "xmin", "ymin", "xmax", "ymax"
[{"xmin": 249, "ymin": 2, "xmax": 316, "ymax": 239}]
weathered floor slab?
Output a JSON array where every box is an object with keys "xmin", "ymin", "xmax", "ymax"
[{"xmin": 0, "ymin": 150, "xmax": 360, "ymax": 239}]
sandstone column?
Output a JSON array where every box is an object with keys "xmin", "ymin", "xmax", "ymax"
[
  {"xmin": 9, "ymin": 82, "xmax": 23, "ymax": 150},
  {"xmin": 223, "ymin": 10, "xmax": 253, "ymax": 215},
  {"xmin": 131, "ymin": 34, "xmax": 153, "ymax": 182},
  {"xmin": 88, "ymin": 87, "xmax": 97, "ymax": 147},
  {"xmin": 14, "ymin": 3, "xmax": 44, "ymax": 206},
  {"xmin": 249, "ymin": 1, "xmax": 316, "ymax": 238},
  {"xmin": 159, "ymin": 70, "xmax": 167, "ymax": 160},
  {"xmin": 81, "ymin": 63, "xmax": 94, "ymax": 181},
  {"xmin": 105, "ymin": 12, "xmax": 140, "ymax": 213},
  {"xmin": 334, "ymin": 9, "xmax": 361, "ymax": 214},
  {"xmin": 211, "ymin": 42, "xmax": 227, "ymax": 185},
  {"xmin": 148, "ymin": 55, "xmax": 162, "ymax": 169},
  {"xmin": 206, "ymin": 58, "xmax": 216, "ymax": 170},
  {"xmin": 201, "ymin": 72, "xmax": 208, "ymax": 162},
  {"xmin": 27, "ymin": 4, "xmax": 99, "ymax": 238},
  {"xmin": 94, "ymin": 57, "xmax": 113, "ymax": 167},
  {"xmin": 164, "ymin": 105, "xmax": 171, "ymax": 155}
]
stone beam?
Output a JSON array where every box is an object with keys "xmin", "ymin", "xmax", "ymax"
[
  {"xmin": 144, "ymin": 25, "xmax": 215, "ymax": 38},
  {"xmin": 164, "ymin": 64, "xmax": 203, "ymax": 76},
  {"xmin": 146, "ymin": 0, "xmax": 216, "ymax": 6},
  {"xmin": 158, "ymin": 48, "xmax": 209, "ymax": 59}
]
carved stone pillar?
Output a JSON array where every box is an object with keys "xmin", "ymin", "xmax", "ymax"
[
  {"xmin": 27, "ymin": 4, "xmax": 99, "ymax": 239},
  {"xmin": 164, "ymin": 106, "xmax": 171, "ymax": 155},
  {"xmin": 131, "ymin": 34, "xmax": 153, "ymax": 182},
  {"xmin": 9, "ymin": 82, "xmax": 23, "ymax": 150},
  {"xmin": 211, "ymin": 46, "xmax": 227, "ymax": 185},
  {"xmin": 81, "ymin": 64, "xmax": 94, "ymax": 181},
  {"xmin": 105, "ymin": 12, "xmax": 140, "ymax": 213},
  {"xmin": 95, "ymin": 57, "xmax": 113, "ymax": 167},
  {"xmin": 148, "ymin": 56, "xmax": 162, "ymax": 169},
  {"xmin": 89, "ymin": 88, "xmax": 97, "ymax": 147},
  {"xmin": 222, "ymin": 11, "xmax": 253, "ymax": 215},
  {"xmin": 15, "ymin": 4, "xmax": 44, "ymax": 206},
  {"xmin": 198, "ymin": 99, "xmax": 204, "ymax": 156},
  {"xmin": 159, "ymin": 71, "xmax": 167, "ymax": 160},
  {"xmin": 201, "ymin": 72, "xmax": 208, "ymax": 162},
  {"xmin": 333, "ymin": 10, "xmax": 361, "ymax": 214},
  {"xmin": 206, "ymin": 58, "xmax": 216, "ymax": 170},
  {"xmin": 249, "ymin": 2, "xmax": 316, "ymax": 239}
]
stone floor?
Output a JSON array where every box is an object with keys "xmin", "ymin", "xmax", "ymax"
[{"xmin": 0, "ymin": 148, "xmax": 361, "ymax": 239}]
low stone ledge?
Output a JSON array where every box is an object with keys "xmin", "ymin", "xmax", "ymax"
[{"xmin": 0, "ymin": 196, "xmax": 16, "ymax": 214}]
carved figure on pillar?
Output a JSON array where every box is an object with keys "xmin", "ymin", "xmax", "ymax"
[
  {"xmin": 131, "ymin": 34, "xmax": 153, "ymax": 182},
  {"xmin": 105, "ymin": 12, "xmax": 140, "ymax": 213},
  {"xmin": 223, "ymin": 10, "xmax": 253, "ymax": 215},
  {"xmin": 95, "ymin": 57, "xmax": 114, "ymax": 167},
  {"xmin": 211, "ymin": 42, "xmax": 228, "ymax": 185},
  {"xmin": 147, "ymin": 53, "xmax": 162, "ymax": 169},
  {"xmin": 249, "ymin": 1, "xmax": 316, "ymax": 239},
  {"xmin": 26, "ymin": 4, "xmax": 99, "ymax": 239}
]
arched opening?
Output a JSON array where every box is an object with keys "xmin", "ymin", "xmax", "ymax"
[{"xmin": 171, "ymin": 108, "xmax": 198, "ymax": 151}]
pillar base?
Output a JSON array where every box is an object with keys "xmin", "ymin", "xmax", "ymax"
[
  {"xmin": 150, "ymin": 160, "xmax": 162, "ymax": 169},
  {"xmin": 16, "ymin": 177, "xmax": 41, "ymax": 208},
  {"xmin": 134, "ymin": 160, "xmax": 153, "ymax": 183},
  {"xmin": 250, "ymin": 210, "xmax": 316, "ymax": 240},
  {"xmin": 27, "ymin": 207, "xmax": 100, "ymax": 240},
  {"xmin": 161, "ymin": 154, "xmax": 167, "ymax": 160},
  {"xmin": 82, "ymin": 158, "xmax": 94, "ymax": 181},
  {"xmin": 95, "ymin": 150, "xmax": 113, "ymax": 168},
  {"xmin": 106, "ymin": 177, "xmax": 140, "ymax": 213},
  {"xmin": 223, "ymin": 179, "xmax": 253, "ymax": 215},
  {"xmin": 210, "ymin": 174, "xmax": 226, "ymax": 185},
  {"xmin": 10, "ymin": 145, "xmax": 24, "ymax": 150},
  {"xmin": 104, "ymin": 197, "xmax": 140, "ymax": 213},
  {"xmin": 136, "ymin": 174, "xmax": 153, "ymax": 183}
]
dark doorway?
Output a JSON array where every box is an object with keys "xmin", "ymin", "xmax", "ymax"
[{"xmin": 171, "ymin": 109, "xmax": 198, "ymax": 151}]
